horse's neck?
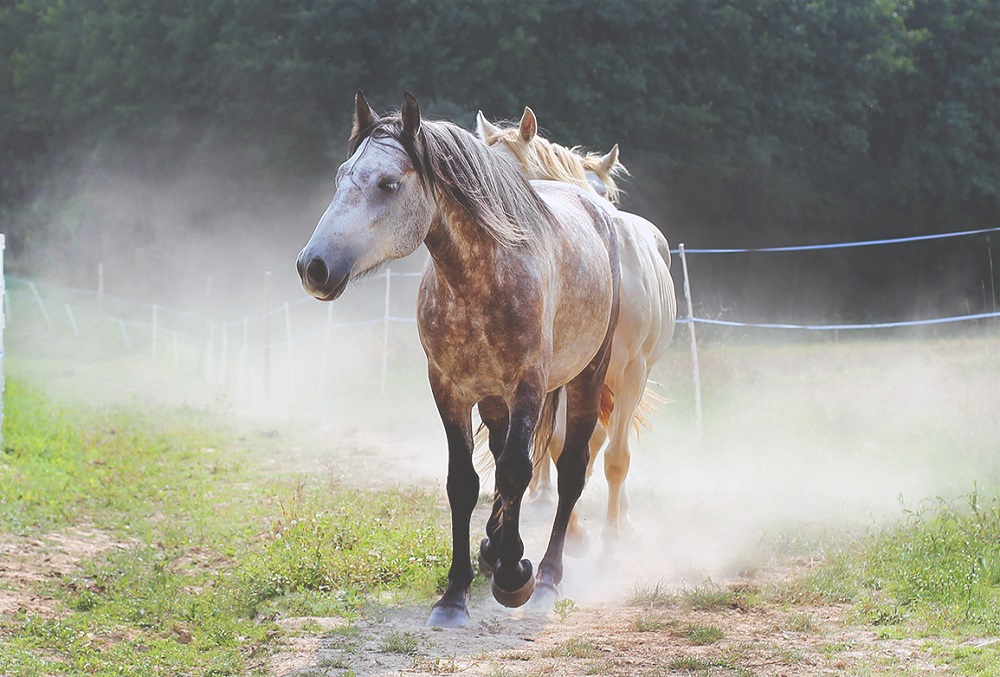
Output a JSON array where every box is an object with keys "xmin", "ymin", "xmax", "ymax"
[{"xmin": 424, "ymin": 209, "xmax": 503, "ymax": 289}]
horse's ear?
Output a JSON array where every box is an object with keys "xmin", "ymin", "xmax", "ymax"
[
  {"xmin": 353, "ymin": 90, "xmax": 379, "ymax": 137},
  {"xmin": 476, "ymin": 110, "xmax": 503, "ymax": 142},
  {"xmin": 598, "ymin": 144, "xmax": 620, "ymax": 173},
  {"xmin": 518, "ymin": 106, "xmax": 537, "ymax": 142},
  {"xmin": 401, "ymin": 91, "xmax": 421, "ymax": 138}
]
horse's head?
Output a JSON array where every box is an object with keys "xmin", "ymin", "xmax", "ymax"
[
  {"xmin": 476, "ymin": 106, "xmax": 540, "ymax": 178},
  {"xmin": 297, "ymin": 91, "xmax": 433, "ymax": 301},
  {"xmin": 475, "ymin": 107, "xmax": 627, "ymax": 205}
]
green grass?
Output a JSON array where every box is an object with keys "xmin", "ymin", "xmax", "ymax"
[
  {"xmin": 781, "ymin": 489, "xmax": 1000, "ymax": 674},
  {"xmin": 795, "ymin": 491, "xmax": 1000, "ymax": 632},
  {"xmin": 0, "ymin": 377, "xmax": 450, "ymax": 676}
]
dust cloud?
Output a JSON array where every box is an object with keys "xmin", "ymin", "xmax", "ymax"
[{"xmin": 8, "ymin": 159, "xmax": 1000, "ymax": 609}]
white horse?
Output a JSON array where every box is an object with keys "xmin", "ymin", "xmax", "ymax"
[{"xmin": 478, "ymin": 107, "xmax": 676, "ymax": 549}]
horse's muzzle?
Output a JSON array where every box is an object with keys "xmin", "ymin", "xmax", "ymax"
[{"xmin": 296, "ymin": 251, "xmax": 350, "ymax": 301}]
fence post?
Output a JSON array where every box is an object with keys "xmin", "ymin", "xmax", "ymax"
[
  {"xmin": 206, "ymin": 322, "xmax": 215, "ymax": 382},
  {"xmin": 151, "ymin": 305, "xmax": 158, "ymax": 359},
  {"xmin": 678, "ymin": 244, "xmax": 704, "ymax": 440},
  {"xmin": 97, "ymin": 262, "xmax": 104, "ymax": 334},
  {"xmin": 64, "ymin": 304, "xmax": 79, "ymax": 336},
  {"xmin": 237, "ymin": 317, "xmax": 248, "ymax": 399},
  {"xmin": 263, "ymin": 271, "xmax": 272, "ymax": 402},
  {"xmin": 219, "ymin": 322, "xmax": 229, "ymax": 385},
  {"xmin": 118, "ymin": 319, "xmax": 132, "ymax": 351},
  {"xmin": 28, "ymin": 282, "xmax": 51, "ymax": 328},
  {"xmin": 284, "ymin": 301, "xmax": 294, "ymax": 394},
  {"xmin": 319, "ymin": 302, "xmax": 333, "ymax": 397},
  {"xmin": 380, "ymin": 267, "xmax": 392, "ymax": 396}
]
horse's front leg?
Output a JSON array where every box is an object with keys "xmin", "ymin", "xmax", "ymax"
[
  {"xmin": 475, "ymin": 396, "xmax": 508, "ymax": 577},
  {"xmin": 426, "ymin": 369, "xmax": 478, "ymax": 628},
  {"xmin": 489, "ymin": 373, "xmax": 545, "ymax": 608}
]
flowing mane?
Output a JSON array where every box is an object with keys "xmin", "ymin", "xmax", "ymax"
[
  {"xmin": 480, "ymin": 124, "xmax": 629, "ymax": 205},
  {"xmin": 350, "ymin": 115, "xmax": 552, "ymax": 248}
]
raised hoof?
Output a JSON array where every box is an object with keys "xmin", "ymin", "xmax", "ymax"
[
  {"xmin": 492, "ymin": 575, "xmax": 535, "ymax": 608},
  {"xmin": 478, "ymin": 538, "xmax": 496, "ymax": 578},
  {"xmin": 491, "ymin": 559, "xmax": 535, "ymax": 608},
  {"xmin": 427, "ymin": 603, "xmax": 470, "ymax": 628}
]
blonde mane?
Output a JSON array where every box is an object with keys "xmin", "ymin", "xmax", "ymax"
[{"xmin": 479, "ymin": 117, "xmax": 628, "ymax": 205}]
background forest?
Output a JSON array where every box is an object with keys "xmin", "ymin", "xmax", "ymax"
[{"xmin": 0, "ymin": 0, "xmax": 997, "ymax": 322}]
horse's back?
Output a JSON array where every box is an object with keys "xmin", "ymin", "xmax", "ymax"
[
  {"xmin": 615, "ymin": 213, "xmax": 676, "ymax": 365},
  {"xmin": 532, "ymin": 180, "xmax": 620, "ymax": 389}
]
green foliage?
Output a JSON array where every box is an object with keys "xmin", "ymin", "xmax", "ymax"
[{"xmin": 0, "ymin": 0, "xmax": 997, "ymax": 319}]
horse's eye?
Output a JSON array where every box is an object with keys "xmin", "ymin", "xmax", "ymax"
[{"xmin": 378, "ymin": 178, "xmax": 400, "ymax": 192}]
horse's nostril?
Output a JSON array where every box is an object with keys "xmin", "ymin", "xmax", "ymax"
[{"xmin": 305, "ymin": 258, "xmax": 329, "ymax": 286}]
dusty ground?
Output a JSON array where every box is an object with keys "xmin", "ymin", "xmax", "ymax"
[
  {"xmin": 0, "ymin": 505, "xmax": 960, "ymax": 676},
  {"xmin": 265, "ymin": 573, "xmax": 951, "ymax": 677},
  {"xmin": 0, "ymin": 527, "xmax": 131, "ymax": 618}
]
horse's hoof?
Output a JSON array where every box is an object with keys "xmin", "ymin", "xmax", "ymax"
[
  {"xmin": 492, "ymin": 575, "xmax": 535, "ymax": 608},
  {"xmin": 427, "ymin": 603, "xmax": 470, "ymax": 628},
  {"xmin": 492, "ymin": 559, "xmax": 535, "ymax": 608},
  {"xmin": 478, "ymin": 538, "xmax": 496, "ymax": 577}
]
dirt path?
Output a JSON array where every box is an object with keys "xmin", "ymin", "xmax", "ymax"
[
  {"xmin": 251, "ymin": 405, "xmax": 973, "ymax": 676},
  {"xmin": 267, "ymin": 574, "xmax": 950, "ymax": 676}
]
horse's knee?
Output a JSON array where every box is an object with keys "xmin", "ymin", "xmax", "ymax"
[{"xmin": 495, "ymin": 451, "xmax": 533, "ymax": 498}]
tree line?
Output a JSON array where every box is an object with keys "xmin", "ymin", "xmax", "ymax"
[{"xmin": 1, "ymin": 0, "xmax": 997, "ymax": 320}]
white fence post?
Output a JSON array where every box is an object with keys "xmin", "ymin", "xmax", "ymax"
[
  {"xmin": 64, "ymin": 304, "xmax": 79, "ymax": 336},
  {"xmin": 284, "ymin": 301, "xmax": 294, "ymax": 394},
  {"xmin": 380, "ymin": 267, "xmax": 392, "ymax": 396},
  {"xmin": 319, "ymin": 302, "xmax": 333, "ymax": 397},
  {"xmin": 263, "ymin": 271, "xmax": 272, "ymax": 402},
  {"xmin": 118, "ymin": 319, "xmax": 132, "ymax": 351},
  {"xmin": 28, "ymin": 282, "xmax": 51, "ymax": 328},
  {"xmin": 678, "ymin": 244, "xmax": 704, "ymax": 440},
  {"xmin": 151, "ymin": 305, "xmax": 158, "ymax": 359}
]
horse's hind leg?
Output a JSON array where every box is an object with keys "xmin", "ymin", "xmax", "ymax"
[
  {"xmin": 562, "ymin": 424, "xmax": 606, "ymax": 557},
  {"xmin": 603, "ymin": 359, "xmax": 647, "ymax": 546},
  {"xmin": 535, "ymin": 341, "xmax": 616, "ymax": 599}
]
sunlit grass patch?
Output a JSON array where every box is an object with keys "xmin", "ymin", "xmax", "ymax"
[
  {"xmin": 378, "ymin": 630, "xmax": 422, "ymax": 655},
  {"xmin": 0, "ymin": 377, "xmax": 452, "ymax": 676},
  {"xmin": 686, "ymin": 623, "xmax": 724, "ymax": 645},
  {"xmin": 791, "ymin": 490, "xmax": 1000, "ymax": 636},
  {"xmin": 629, "ymin": 613, "xmax": 676, "ymax": 632},
  {"xmin": 627, "ymin": 579, "xmax": 677, "ymax": 608},
  {"xmin": 543, "ymin": 638, "xmax": 603, "ymax": 659}
]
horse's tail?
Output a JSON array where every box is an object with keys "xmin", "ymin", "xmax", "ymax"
[
  {"xmin": 631, "ymin": 382, "xmax": 669, "ymax": 435},
  {"xmin": 531, "ymin": 388, "xmax": 561, "ymax": 469},
  {"xmin": 472, "ymin": 421, "xmax": 493, "ymax": 478}
]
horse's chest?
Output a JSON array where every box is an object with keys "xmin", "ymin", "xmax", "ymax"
[{"xmin": 417, "ymin": 283, "xmax": 544, "ymax": 393}]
